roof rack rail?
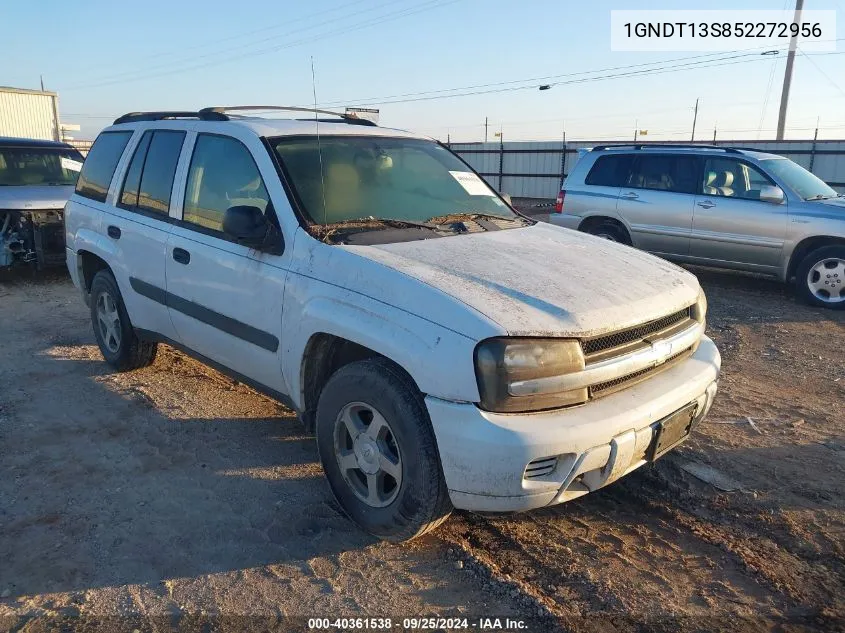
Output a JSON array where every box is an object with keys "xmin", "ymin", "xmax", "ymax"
[
  {"xmin": 113, "ymin": 110, "xmax": 228, "ymax": 125},
  {"xmin": 199, "ymin": 105, "xmax": 378, "ymax": 126},
  {"xmin": 590, "ymin": 143, "xmax": 741, "ymax": 153}
]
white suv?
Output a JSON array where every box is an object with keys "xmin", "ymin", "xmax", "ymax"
[{"xmin": 65, "ymin": 106, "xmax": 721, "ymax": 541}]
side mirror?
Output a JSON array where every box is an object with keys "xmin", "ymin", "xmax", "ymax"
[
  {"xmin": 222, "ymin": 205, "xmax": 284, "ymax": 254},
  {"xmin": 500, "ymin": 193, "xmax": 513, "ymax": 206},
  {"xmin": 759, "ymin": 185, "xmax": 785, "ymax": 205}
]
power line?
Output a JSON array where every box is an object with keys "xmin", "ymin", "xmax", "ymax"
[
  {"xmin": 70, "ymin": 0, "xmax": 375, "ymax": 79},
  {"xmin": 333, "ymin": 51, "xmax": 845, "ymax": 108},
  {"xmin": 312, "ymin": 37, "xmax": 845, "ymax": 108},
  {"xmin": 62, "ymin": 0, "xmax": 460, "ymax": 91},
  {"xmin": 797, "ymin": 46, "xmax": 845, "ymax": 99},
  {"xmin": 69, "ymin": 0, "xmax": 405, "ymax": 86}
]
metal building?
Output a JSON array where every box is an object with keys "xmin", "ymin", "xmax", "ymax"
[{"xmin": 0, "ymin": 86, "xmax": 61, "ymax": 142}]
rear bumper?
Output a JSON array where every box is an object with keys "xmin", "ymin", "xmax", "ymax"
[{"xmin": 426, "ymin": 336, "xmax": 720, "ymax": 512}]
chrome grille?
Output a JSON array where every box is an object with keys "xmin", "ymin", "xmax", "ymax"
[
  {"xmin": 590, "ymin": 347, "xmax": 693, "ymax": 397},
  {"xmin": 581, "ymin": 307, "xmax": 691, "ymax": 356}
]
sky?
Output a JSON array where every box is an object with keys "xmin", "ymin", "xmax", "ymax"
[{"xmin": 3, "ymin": 0, "xmax": 845, "ymax": 142}]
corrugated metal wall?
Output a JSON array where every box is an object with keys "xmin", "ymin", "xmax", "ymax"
[
  {"xmin": 451, "ymin": 140, "xmax": 845, "ymax": 198},
  {"xmin": 0, "ymin": 88, "xmax": 59, "ymax": 141}
]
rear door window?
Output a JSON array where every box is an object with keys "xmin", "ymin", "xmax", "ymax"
[
  {"xmin": 75, "ymin": 131, "xmax": 133, "ymax": 202},
  {"xmin": 118, "ymin": 130, "xmax": 185, "ymax": 215},
  {"xmin": 585, "ymin": 154, "xmax": 634, "ymax": 187},
  {"xmin": 627, "ymin": 154, "xmax": 698, "ymax": 194},
  {"xmin": 137, "ymin": 131, "xmax": 185, "ymax": 214},
  {"xmin": 119, "ymin": 132, "xmax": 152, "ymax": 209}
]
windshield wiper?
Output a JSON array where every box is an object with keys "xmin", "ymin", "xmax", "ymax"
[
  {"xmin": 312, "ymin": 216, "xmax": 462, "ymax": 243},
  {"xmin": 427, "ymin": 212, "xmax": 531, "ymax": 226},
  {"xmin": 805, "ymin": 194, "xmax": 836, "ymax": 201}
]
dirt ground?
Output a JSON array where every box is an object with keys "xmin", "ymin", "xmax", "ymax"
[{"xmin": 1, "ymin": 262, "xmax": 843, "ymax": 632}]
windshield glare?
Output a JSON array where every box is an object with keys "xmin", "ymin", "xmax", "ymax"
[
  {"xmin": 271, "ymin": 136, "xmax": 516, "ymax": 225},
  {"xmin": 0, "ymin": 147, "xmax": 84, "ymax": 186},
  {"xmin": 761, "ymin": 157, "xmax": 837, "ymax": 200}
]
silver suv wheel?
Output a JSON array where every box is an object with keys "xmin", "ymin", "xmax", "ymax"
[
  {"xmin": 96, "ymin": 290, "xmax": 122, "ymax": 353},
  {"xmin": 806, "ymin": 257, "xmax": 845, "ymax": 304},
  {"xmin": 333, "ymin": 401, "xmax": 403, "ymax": 508}
]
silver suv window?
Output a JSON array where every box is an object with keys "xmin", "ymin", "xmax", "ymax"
[
  {"xmin": 626, "ymin": 154, "xmax": 698, "ymax": 194},
  {"xmin": 702, "ymin": 157, "xmax": 774, "ymax": 200}
]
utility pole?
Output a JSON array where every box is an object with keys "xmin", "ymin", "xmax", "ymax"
[
  {"xmin": 713, "ymin": 123, "xmax": 717, "ymax": 142},
  {"xmin": 776, "ymin": 0, "xmax": 805, "ymax": 140},
  {"xmin": 634, "ymin": 119, "xmax": 638, "ymax": 142},
  {"xmin": 40, "ymin": 75, "xmax": 45, "ymax": 91},
  {"xmin": 691, "ymin": 98, "xmax": 699, "ymax": 141},
  {"xmin": 484, "ymin": 117, "xmax": 488, "ymax": 143}
]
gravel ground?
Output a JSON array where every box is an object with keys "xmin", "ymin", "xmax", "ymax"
[{"xmin": 0, "ymin": 262, "xmax": 843, "ymax": 632}]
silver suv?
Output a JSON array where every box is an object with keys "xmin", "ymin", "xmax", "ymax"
[{"xmin": 550, "ymin": 144, "xmax": 845, "ymax": 309}]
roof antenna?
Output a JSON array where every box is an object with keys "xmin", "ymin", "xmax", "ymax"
[{"xmin": 311, "ymin": 56, "xmax": 328, "ymax": 226}]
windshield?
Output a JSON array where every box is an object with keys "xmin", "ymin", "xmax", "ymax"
[
  {"xmin": 761, "ymin": 157, "xmax": 838, "ymax": 200},
  {"xmin": 0, "ymin": 146, "xmax": 84, "ymax": 186},
  {"xmin": 271, "ymin": 136, "xmax": 517, "ymax": 226}
]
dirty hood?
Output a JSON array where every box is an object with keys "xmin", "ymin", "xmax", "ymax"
[
  {"xmin": 346, "ymin": 223, "xmax": 701, "ymax": 337},
  {"xmin": 0, "ymin": 185, "xmax": 74, "ymax": 210}
]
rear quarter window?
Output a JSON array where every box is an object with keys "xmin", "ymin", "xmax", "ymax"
[
  {"xmin": 75, "ymin": 131, "xmax": 133, "ymax": 202},
  {"xmin": 585, "ymin": 154, "xmax": 634, "ymax": 187}
]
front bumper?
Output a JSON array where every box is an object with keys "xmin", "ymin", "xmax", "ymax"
[{"xmin": 427, "ymin": 335, "xmax": 720, "ymax": 512}]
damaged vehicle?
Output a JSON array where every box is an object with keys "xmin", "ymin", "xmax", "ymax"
[
  {"xmin": 0, "ymin": 137, "xmax": 85, "ymax": 269},
  {"xmin": 64, "ymin": 107, "xmax": 721, "ymax": 541}
]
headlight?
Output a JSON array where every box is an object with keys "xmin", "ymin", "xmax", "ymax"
[
  {"xmin": 692, "ymin": 288, "xmax": 707, "ymax": 324},
  {"xmin": 474, "ymin": 338, "xmax": 587, "ymax": 413}
]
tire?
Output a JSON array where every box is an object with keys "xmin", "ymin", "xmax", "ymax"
[
  {"xmin": 583, "ymin": 220, "xmax": 630, "ymax": 244},
  {"xmin": 795, "ymin": 245, "xmax": 845, "ymax": 309},
  {"xmin": 89, "ymin": 270, "xmax": 158, "ymax": 370},
  {"xmin": 315, "ymin": 358, "xmax": 452, "ymax": 541}
]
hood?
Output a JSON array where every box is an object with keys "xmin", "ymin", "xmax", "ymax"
[
  {"xmin": 0, "ymin": 185, "xmax": 75, "ymax": 210},
  {"xmin": 345, "ymin": 223, "xmax": 700, "ymax": 337}
]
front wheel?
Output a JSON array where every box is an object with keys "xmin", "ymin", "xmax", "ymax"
[
  {"xmin": 315, "ymin": 358, "xmax": 452, "ymax": 541},
  {"xmin": 795, "ymin": 245, "xmax": 845, "ymax": 309}
]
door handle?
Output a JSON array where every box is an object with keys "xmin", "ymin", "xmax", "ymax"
[
  {"xmin": 621, "ymin": 191, "xmax": 639, "ymax": 199},
  {"xmin": 697, "ymin": 201, "xmax": 716, "ymax": 209},
  {"xmin": 107, "ymin": 225, "xmax": 121, "ymax": 239},
  {"xmin": 172, "ymin": 247, "xmax": 190, "ymax": 265}
]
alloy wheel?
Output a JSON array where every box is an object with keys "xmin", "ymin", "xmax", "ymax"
[
  {"xmin": 96, "ymin": 290, "xmax": 122, "ymax": 353},
  {"xmin": 333, "ymin": 401, "xmax": 403, "ymax": 508},
  {"xmin": 806, "ymin": 258, "xmax": 845, "ymax": 304}
]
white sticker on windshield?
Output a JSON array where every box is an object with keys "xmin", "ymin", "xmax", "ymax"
[
  {"xmin": 449, "ymin": 171, "xmax": 495, "ymax": 196},
  {"xmin": 61, "ymin": 157, "xmax": 83, "ymax": 172}
]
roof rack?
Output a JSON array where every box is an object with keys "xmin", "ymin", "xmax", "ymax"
[
  {"xmin": 113, "ymin": 110, "xmax": 228, "ymax": 125},
  {"xmin": 590, "ymin": 143, "xmax": 741, "ymax": 153},
  {"xmin": 200, "ymin": 105, "xmax": 378, "ymax": 126},
  {"xmin": 113, "ymin": 106, "xmax": 378, "ymax": 127}
]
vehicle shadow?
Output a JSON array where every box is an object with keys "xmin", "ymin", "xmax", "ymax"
[{"xmin": 0, "ymin": 346, "xmax": 376, "ymax": 598}]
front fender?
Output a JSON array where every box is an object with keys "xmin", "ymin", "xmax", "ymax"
[{"xmin": 281, "ymin": 279, "xmax": 481, "ymax": 411}]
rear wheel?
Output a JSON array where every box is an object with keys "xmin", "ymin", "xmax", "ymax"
[
  {"xmin": 795, "ymin": 245, "xmax": 845, "ymax": 309},
  {"xmin": 583, "ymin": 220, "xmax": 630, "ymax": 244},
  {"xmin": 315, "ymin": 358, "xmax": 452, "ymax": 541},
  {"xmin": 90, "ymin": 270, "xmax": 158, "ymax": 370}
]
